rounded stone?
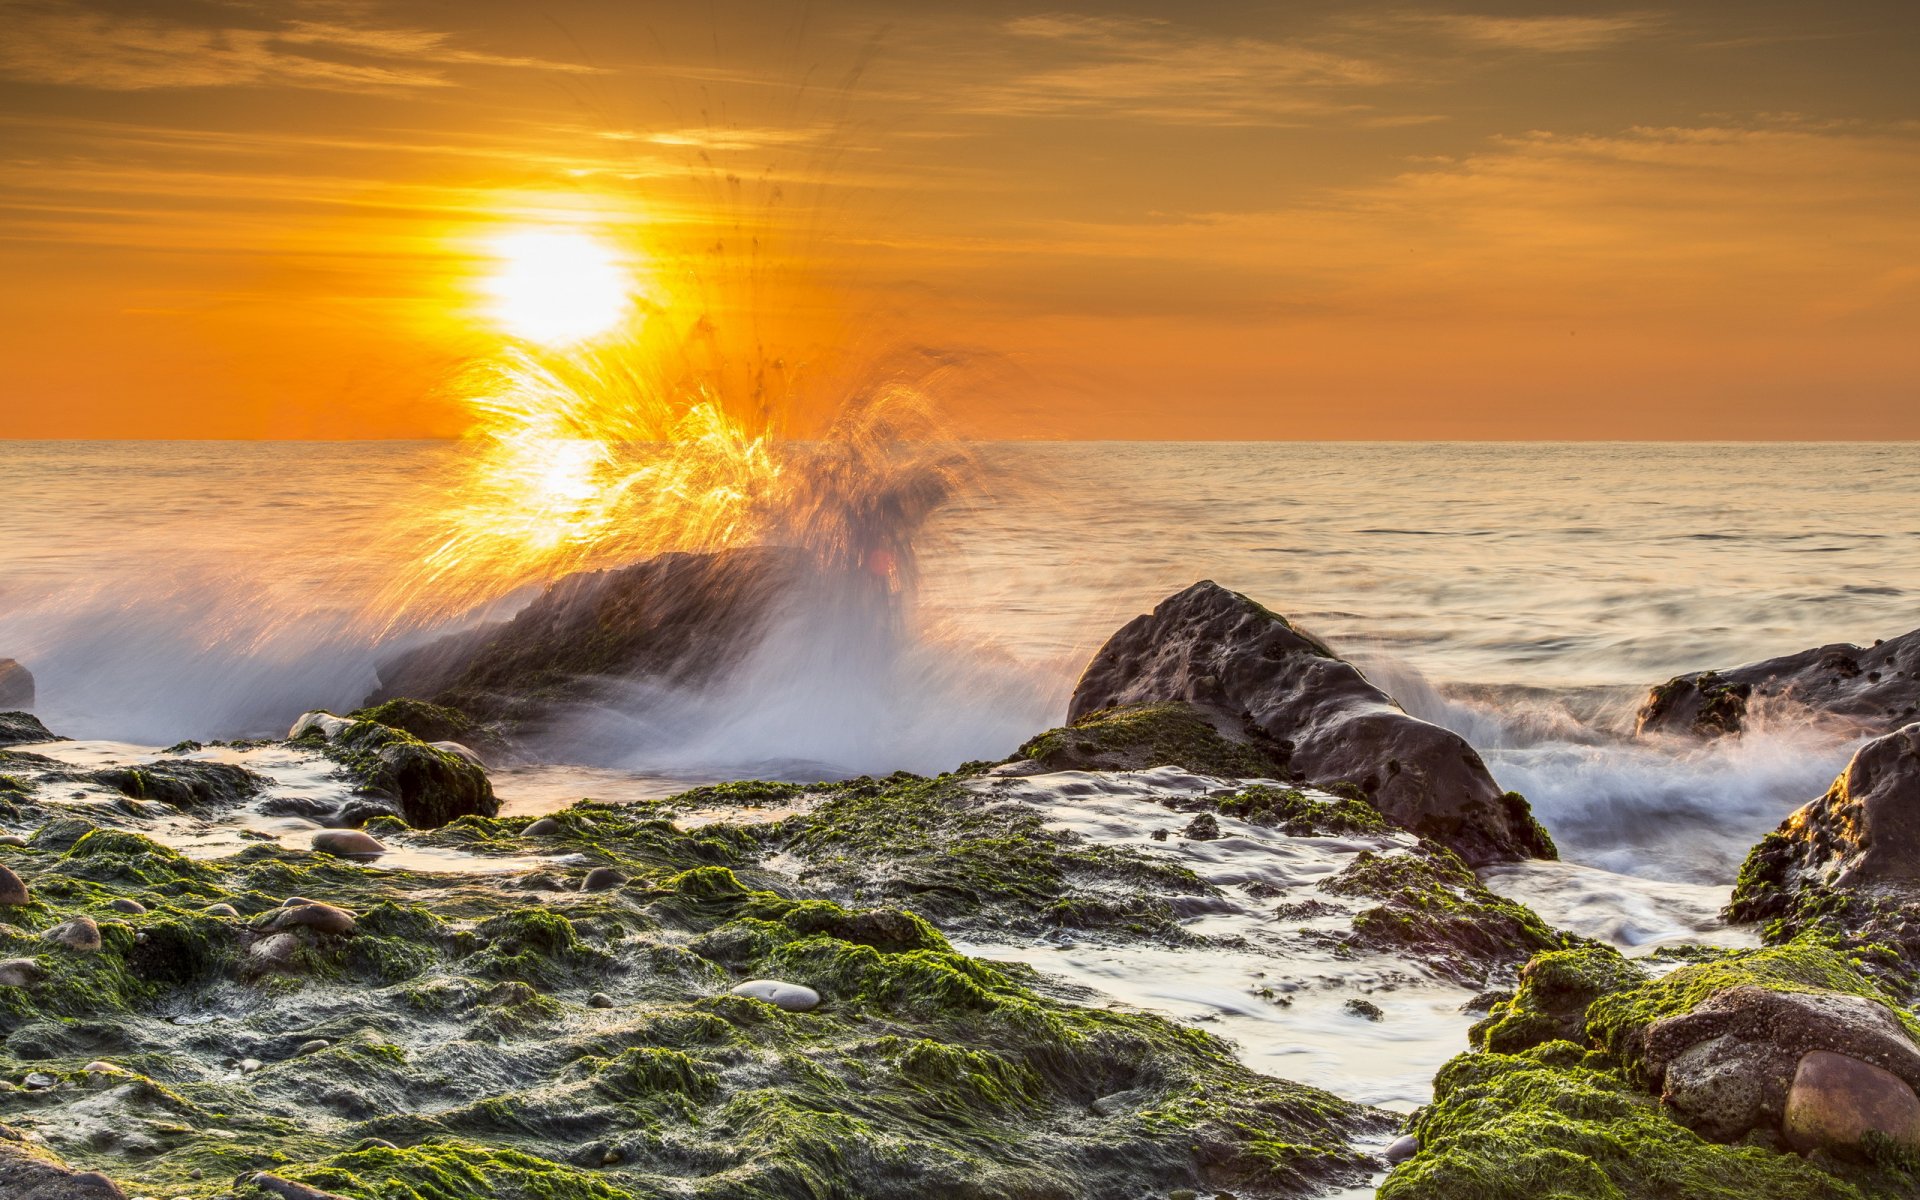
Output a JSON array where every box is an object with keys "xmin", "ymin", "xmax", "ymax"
[
  {"xmin": 108, "ymin": 898, "xmax": 147, "ymax": 914},
  {"xmin": 204, "ymin": 903, "xmax": 240, "ymax": 917},
  {"xmin": 1784, "ymin": 1049, "xmax": 1920, "ymax": 1153},
  {"xmin": 0, "ymin": 834, "xmax": 26, "ymax": 848},
  {"xmin": 269, "ymin": 902, "xmax": 357, "ymax": 936},
  {"xmin": 1383, "ymin": 1133, "xmax": 1419, "ymax": 1164},
  {"xmin": 44, "ymin": 916, "xmax": 102, "ymax": 952},
  {"xmin": 523, "ymin": 817, "xmax": 562, "ymax": 836},
  {"xmin": 730, "ymin": 979, "xmax": 821, "ymax": 1012},
  {"xmin": 281, "ymin": 896, "xmax": 316, "ymax": 907},
  {"xmin": 0, "ymin": 957, "xmax": 44, "ymax": 987},
  {"xmin": 239, "ymin": 1058, "xmax": 263, "ymax": 1073},
  {"xmin": 295, "ymin": 1039, "xmax": 330, "ymax": 1056},
  {"xmin": 587, "ymin": 992, "xmax": 615, "ymax": 1009},
  {"xmin": 580, "ymin": 866, "xmax": 626, "ymax": 892},
  {"xmin": 247, "ymin": 931, "xmax": 300, "ymax": 971},
  {"xmin": 82, "ymin": 1060, "xmax": 121, "ymax": 1075},
  {"xmin": 0, "ymin": 865, "xmax": 29, "ymax": 905},
  {"xmin": 310, "ymin": 830, "xmax": 386, "ymax": 858},
  {"xmin": 23, "ymin": 1071, "xmax": 56, "ymax": 1089}
]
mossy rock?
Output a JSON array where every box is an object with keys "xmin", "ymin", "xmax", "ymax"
[{"xmin": 1010, "ymin": 701, "xmax": 1289, "ymax": 778}]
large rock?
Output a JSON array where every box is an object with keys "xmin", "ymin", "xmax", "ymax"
[
  {"xmin": 1637, "ymin": 627, "xmax": 1920, "ymax": 739},
  {"xmin": 1068, "ymin": 581, "xmax": 1552, "ymax": 864},
  {"xmin": 1643, "ymin": 985, "xmax": 1920, "ymax": 1146},
  {"xmin": 0, "ymin": 711, "xmax": 58, "ymax": 748},
  {"xmin": 0, "ymin": 661, "xmax": 31, "ymax": 710},
  {"xmin": 1728, "ymin": 723, "xmax": 1920, "ymax": 926},
  {"xmin": 0, "ymin": 1128, "xmax": 127, "ymax": 1199},
  {"xmin": 366, "ymin": 546, "xmax": 804, "ymax": 728}
]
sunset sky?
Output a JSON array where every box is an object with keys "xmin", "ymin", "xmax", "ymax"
[{"xmin": 1, "ymin": 0, "xmax": 1915, "ymax": 439}]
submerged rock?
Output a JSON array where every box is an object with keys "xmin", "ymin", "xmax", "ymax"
[
  {"xmin": 1638, "ymin": 626, "xmax": 1920, "ymax": 739},
  {"xmin": 0, "ymin": 661, "xmax": 31, "ymax": 710},
  {"xmin": 1067, "ymin": 582, "xmax": 1552, "ymax": 864},
  {"xmin": 0, "ymin": 711, "xmax": 58, "ymax": 748}
]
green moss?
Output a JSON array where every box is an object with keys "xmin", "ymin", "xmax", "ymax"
[
  {"xmin": 1471, "ymin": 946, "xmax": 1648, "ymax": 1054},
  {"xmin": 1011, "ymin": 701, "xmax": 1287, "ymax": 777},
  {"xmin": 349, "ymin": 698, "xmax": 481, "ymax": 746},
  {"xmin": 276, "ymin": 1140, "xmax": 636, "ymax": 1200},
  {"xmin": 1214, "ymin": 783, "xmax": 1386, "ymax": 836}
]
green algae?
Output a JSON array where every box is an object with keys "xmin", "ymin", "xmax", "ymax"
[{"xmin": 1010, "ymin": 701, "xmax": 1288, "ymax": 777}]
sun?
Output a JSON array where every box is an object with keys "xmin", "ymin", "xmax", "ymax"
[{"xmin": 481, "ymin": 229, "xmax": 635, "ymax": 345}]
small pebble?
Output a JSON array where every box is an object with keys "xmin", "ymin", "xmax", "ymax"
[
  {"xmin": 588, "ymin": 992, "xmax": 615, "ymax": 1009},
  {"xmin": 355, "ymin": 1138, "xmax": 396, "ymax": 1151},
  {"xmin": 1384, "ymin": 1133, "xmax": 1419, "ymax": 1164},
  {"xmin": 580, "ymin": 867, "xmax": 625, "ymax": 892},
  {"xmin": 108, "ymin": 898, "xmax": 147, "ymax": 914},
  {"xmin": 730, "ymin": 979, "xmax": 821, "ymax": 1012},
  {"xmin": 23, "ymin": 1071, "xmax": 56, "ymax": 1089},
  {"xmin": 83, "ymin": 1060, "xmax": 120, "ymax": 1074},
  {"xmin": 0, "ymin": 834, "xmax": 26, "ymax": 847},
  {"xmin": 310, "ymin": 829, "xmax": 386, "ymax": 858},
  {"xmin": 0, "ymin": 865, "xmax": 29, "ymax": 906},
  {"xmin": 1344, "ymin": 998, "xmax": 1385, "ymax": 1021},
  {"xmin": 523, "ymin": 817, "xmax": 562, "ymax": 836},
  {"xmin": 295, "ymin": 1039, "xmax": 330, "ymax": 1056},
  {"xmin": 205, "ymin": 903, "xmax": 240, "ymax": 917},
  {"xmin": 44, "ymin": 916, "xmax": 102, "ymax": 952},
  {"xmin": 239, "ymin": 1058, "xmax": 263, "ymax": 1073},
  {"xmin": 0, "ymin": 957, "xmax": 43, "ymax": 987}
]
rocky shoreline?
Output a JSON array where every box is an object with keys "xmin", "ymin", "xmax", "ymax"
[{"xmin": 1, "ymin": 575, "xmax": 1918, "ymax": 1199}]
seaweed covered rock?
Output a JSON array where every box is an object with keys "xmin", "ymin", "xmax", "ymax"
[
  {"xmin": 1069, "ymin": 581, "xmax": 1553, "ymax": 864},
  {"xmin": 89, "ymin": 760, "xmax": 266, "ymax": 811},
  {"xmin": 294, "ymin": 716, "xmax": 497, "ymax": 829},
  {"xmin": 345, "ymin": 698, "xmax": 504, "ymax": 761},
  {"xmin": 0, "ymin": 712, "xmax": 58, "ymax": 748},
  {"xmin": 0, "ymin": 661, "xmax": 31, "ymax": 710},
  {"xmin": 1010, "ymin": 701, "xmax": 1287, "ymax": 776},
  {"xmin": 1637, "ymin": 627, "xmax": 1920, "ymax": 740},
  {"xmin": 0, "ymin": 1128, "xmax": 127, "ymax": 1199},
  {"xmin": 1727, "ymin": 724, "xmax": 1920, "ymax": 984},
  {"xmin": 365, "ymin": 546, "xmax": 805, "ymax": 729},
  {"xmin": 1387, "ymin": 941, "xmax": 1920, "ymax": 1199}
]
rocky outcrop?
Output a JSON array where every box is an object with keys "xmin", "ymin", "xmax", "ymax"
[
  {"xmin": 0, "ymin": 1129, "xmax": 126, "ymax": 1199},
  {"xmin": 366, "ymin": 546, "xmax": 804, "ymax": 728},
  {"xmin": 0, "ymin": 660, "xmax": 31, "ymax": 710},
  {"xmin": 1067, "ymin": 581, "xmax": 1552, "ymax": 864},
  {"xmin": 0, "ymin": 711, "xmax": 58, "ymax": 748},
  {"xmin": 290, "ymin": 714, "xmax": 497, "ymax": 829},
  {"xmin": 1637, "ymin": 627, "xmax": 1920, "ymax": 739}
]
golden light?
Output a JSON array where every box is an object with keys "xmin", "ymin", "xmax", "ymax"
[{"xmin": 481, "ymin": 230, "xmax": 635, "ymax": 345}]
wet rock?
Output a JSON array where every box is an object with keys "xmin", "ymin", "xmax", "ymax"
[
  {"xmin": 0, "ymin": 1133, "xmax": 127, "ymax": 1199},
  {"xmin": 524, "ymin": 817, "xmax": 562, "ymax": 836},
  {"xmin": 366, "ymin": 546, "xmax": 805, "ymax": 730},
  {"xmin": 1643, "ymin": 985, "xmax": 1920, "ymax": 1142},
  {"xmin": 106, "ymin": 899, "xmax": 146, "ymax": 915},
  {"xmin": 580, "ymin": 866, "xmax": 625, "ymax": 892},
  {"xmin": 1637, "ymin": 626, "xmax": 1920, "ymax": 739},
  {"xmin": 730, "ymin": 979, "xmax": 821, "ymax": 1012},
  {"xmin": 587, "ymin": 992, "xmax": 615, "ymax": 1008},
  {"xmin": 203, "ymin": 903, "xmax": 239, "ymax": 918},
  {"xmin": 265, "ymin": 903, "xmax": 357, "ymax": 936},
  {"xmin": 1383, "ymin": 1133, "xmax": 1419, "ymax": 1164},
  {"xmin": 1344, "ymin": 997, "xmax": 1384, "ymax": 1021},
  {"xmin": 0, "ymin": 865, "xmax": 28, "ymax": 905},
  {"xmin": 485, "ymin": 981, "xmax": 538, "ymax": 1006},
  {"xmin": 1182, "ymin": 812, "xmax": 1220, "ymax": 841},
  {"xmin": 319, "ymin": 719, "xmax": 497, "ymax": 829},
  {"xmin": 310, "ymin": 829, "xmax": 386, "ymax": 858},
  {"xmin": 0, "ymin": 661, "xmax": 32, "ymax": 710},
  {"xmin": 431, "ymin": 740, "xmax": 485, "ymax": 766},
  {"xmin": 88, "ymin": 760, "xmax": 265, "ymax": 812},
  {"xmin": 288, "ymin": 711, "xmax": 355, "ymax": 741},
  {"xmin": 0, "ymin": 711, "xmax": 58, "ymax": 748},
  {"xmin": 22, "ymin": 1072, "xmax": 55, "ymax": 1089},
  {"xmin": 0, "ymin": 958, "xmax": 42, "ymax": 987},
  {"xmin": 1067, "ymin": 581, "xmax": 1553, "ymax": 865},
  {"xmin": 0, "ymin": 835, "xmax": 24, "ymax": 847},
  {"xmin": 1090, "ymin": 1088, "xmax": 1148, "ymax": 1116},
  {"xmin": 251, "ymin": 1173, "xmax": 353, "ymax": 1200},
  {"xmin": 43, "ymin": 916, "xmax": 101, "ymax": 952},
  {"xmin": 82, "ymin": 1061, "xmax": 120, "ymax": 1075},
  {"xmin": 238, "ymin": 1058, "xmax": 263, "ymax": 1073},
  {"xmin": 295, "ymin": 1039, "xmax": 331, "ymax": 1056},
  {"xmin": 1782, "ymin": 1049, "xmax": 1920, "ymax": 1154},
  {"xmin": 247, "ymin": 932, "xmax": 300, "ymax": 972}
]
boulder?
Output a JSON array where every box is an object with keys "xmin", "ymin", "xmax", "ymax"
[
  {"xmin": 730, "ymin": 979, "xmax": 821, "ymax": 1012},
  {"xmin": 1067, "ymin": 581, "xmax": 1552, "ymax": 864},
  {"xmin": 311, "ymin": 829, "xmax": 387, "ymax": 859},
  {"xmin": 0, "ymin": 1130, "xmax": 127, "ymax": 1199},
  {"xmin": 1784, "ymin": 1049, "xmax": 1920, "ymax": 1155},
  {"xmin": 301, "ymin": 717, "xmax": 496, "ymax": 829},
  {"xmin": 364, "ymin": 545, "xmax": 804, "ymax": 728},
  {"xmin": 88, "ymin": 760, "xmax": 265, "ymax": 811},
  {"xmin": 0, "ymin": 661, "xmax": 31, "ymax": 710},
  {"xmin": 1643, "ymin": 985, "xmax": 1920, "ymax": 1143},
  {"xmin": 0, "ymin": 866, "xmax": 27, "ymax": 906},
  {"xmin": 1638, "ymin": 627, "xmax": 1920, "ymax": 740},
  {"xmin": 0, "ymin": 712, "xmax": 58, "ymax": 748}
]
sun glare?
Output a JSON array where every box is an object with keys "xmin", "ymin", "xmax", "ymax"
[{"xmin": 482, "ymin": 230, "xmax": 634, "ymax": 345}]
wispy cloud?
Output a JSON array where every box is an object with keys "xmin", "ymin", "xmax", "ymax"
[
  {"xmin": 0, "ymin": 0, "xmax": 600, "ymax": 92},
  {"xmin": 1419, "ymin": 12, "xmax": 1664, "ymax": 53}
]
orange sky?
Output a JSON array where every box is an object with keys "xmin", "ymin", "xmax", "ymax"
[{"xmin": 0, "ymin": 0, "xmax": 1916, "ymax": 439}]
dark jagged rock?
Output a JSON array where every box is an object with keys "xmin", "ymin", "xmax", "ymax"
[
  {"xmin": 1638, "ymin": 627, "xmax": 1920, "ymax": 740},
  {"xmin": 0, "ymin": 1129, "xmax": 127, "ymax": 1199},
  {"xmin": 366, "ymin": 546, "xmax": 806, "ymax": 728},
  {"xmin": 0, "ymin": 662, "xmax": 31, "ymax": 711},
  {"xmin": 1068, "ymin": 581, "xmax": 1552, "ymax": 865},
  {"xmin": 89, "ymin": 760, "xmax": 266, "ymax": 811},
  {"xmin": 0, "ymin": 712, "xmax": 58, "ymax": 748}
]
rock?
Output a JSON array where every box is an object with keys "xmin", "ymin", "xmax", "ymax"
[
  {"xmin": 1727, "ymin": 723, "xmax": 1920, "ymax": 925},
  {"xmin": 588, "ymin": 992, "xmax": 615, "ymax": 1008},
  {"xmin": 82, "ymin": 1061, "xmax": 120, "ymax": 1075},
  {"xmin": 0, "ymin": 711, "xmax": 58, "ymax": 748},
  {"xmin": 1182, "ymin": 812, "xmax": 1220, "ymax": 841},
  {"xmin": 22, "ymin": 1072, "xmax": 55, "ymax": 1089},
  {"xmin": 0, "ymin": 866, "xmax": 27, "ymax": 906},
  {"xmin": 251, "ymin": 1174, "xmax": 353, "ymax": 1200},
  {"xmin": 1067, "ymin": 582, "xmax": 1553, "ymax": 864},
  {"xmin": 1383, "ymin": 1133, "xmax": 1419, "ymax": 1163},
  {"xmin": 1344, "ymin": 997, "xmax": 1384, "ymax": 1021},
  {"xmin": 730, "ymin": 979, "xmax": 821, "ymax": 1012},
  {"xmin": 365, "ymin": 546, "xmax": 806, "ymax": 728},
  {"xmin": 315, "ymin": 719, "xmax": 496, "ymax": 829},
  {"xmin": 1783, "ymin": 1049, "xmax": 1920, "ymax": 1154},
  {"xmin": 265, "ymin": 903, "xmax": 357, "ymax": 936},
  {"xmin": 238, "ymin": 1058, "xmax": 263, "ymax": 1073},
  {"xmin": 524, "ymin": 817, "xmax": 562, "ymax": 836},
  {"xmin": 1643, "ymin": 985, "xmax": 1920, "ymax": 1142},
  {"xmin": 1638, "ymin": 627, "xmax": 1920, "ymax": 739},
  {"xmin": 580, "ymin": 866, "xmax": 625, "ymax": 892},
  {"xmin": 1090, "ymin": 1089, "xmax": 1147, "ymax": 1116},
  {"xmin": 106, "ymin": 899, "xmax": 146, "ymax": 915},
  {"xmin": 203, "ymin": 903, "xmax": 239, "ymax": 918},
  {"xmin": 310, "ymin": 829, "xmax": 386, "ymax": 858},
  {"xmin": 0, "ymin": 1134, "xmax": 128, "ymax": 1199},
  {"xmin": 0, "ymin": 958, "xmax": 42, "ymax": 987},
  {"xmin": 282, "ymin": 896, "xmax": 316, "ymax": 907},
  {"xmin": 288, "ymin": 711, "xmax": 355, "ymax": 741},
  {"xmin": 0, "ymin": 835, "xmax": 24, "ymax": 847},
  {"xmin": 0, "ymin": 661, "xmax": 32, "ymax": 710},
  {"xmin": 295, "ymin": 1039, "xmax": 330, "ymax": 1056},
  {"xmin": 88, "ymin": 761, "xmax": 264, "ymax": 811},
  {"xmin": 247, "ymin": 932, "xmax": 300, "ymax": 972},
  {"xmin": 44, "ymin": 916, "xmax": 102, "ymax": 952},
  {"xmin": 485, "ymin": 981, "xmax": 538, "ymax": 1006}
]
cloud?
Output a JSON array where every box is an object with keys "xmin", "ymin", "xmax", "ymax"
[
  {"xmin": 1421, "ymin": 12, "xmax": 1664, "ymax": 53},
  {"xmin": 0, "ymin": 0, "xmax": 599, "ymax": 92}
]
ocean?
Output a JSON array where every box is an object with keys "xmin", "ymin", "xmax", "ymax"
[{"xmin": 3, "ymin": 439, "xmax": 1917, "ymax": 885}]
